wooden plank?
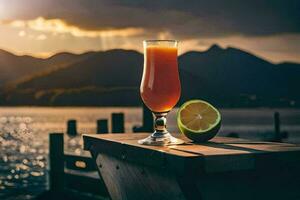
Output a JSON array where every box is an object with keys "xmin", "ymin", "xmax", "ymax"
[
  {"xmin": 65, "ymin": 169, "xmax": 108, "ymax": 196},
  {"xmin": 84, "ymin": 133, "xmax": 200, "ymax": 175},
  {"xmin": 95, "ymin": 153, "xmax": 186, "ymax": 200},
  {"xmin": 169, "ymin": 141, "xmax": 300, "ymax": 156},
  {"xmin": 83, "ymin": 133, "xmax": 195, "ymax": 157},
  {"xmin": 170, "ymin": 139, "xmax": 300, "ymax": 172},
  {"xmin": 84, "ymin": 133, "xmax": 300, "ymax": 156},
  {"xmin": 65, "ymin": 169, "xmax": 99, "ymax": 181},
  {"xmin": 83, "ymin": 133, "xmax": 300, "ymax": 173},
  {"xmin": 84, "ymin": 133, "xmax": 155, "ymax": 141}
]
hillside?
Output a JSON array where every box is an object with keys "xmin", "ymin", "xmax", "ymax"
[
  {"xmin": 16, "ymin": 49, "xmax": 142, "ymax": 90},
  {"xmin": 1, "ymin": 45, "xmax": 300, "ymax": 107},
  {"xmin": 178, "ymin": 45, "xmax": 300, "ymax": 106},
  {"xmin": 0, "ymin": 50, "xmax": 95, "ymax": 90},
  {"xmin": 0, "ymin": 49, "xmax": 45, "ymax": 85}
]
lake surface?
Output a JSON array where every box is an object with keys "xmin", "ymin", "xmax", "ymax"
[{"xmin": 0, "ymin": 107, "xmax": 300, "ymax": 200}]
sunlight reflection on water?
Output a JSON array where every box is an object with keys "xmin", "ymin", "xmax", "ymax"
[
  {"xmin": 0, "ymin": 107, "xmax": 142, "ymax": 200},
  {"xmin": 0, "ymin": 116, "xmax": 48, "ymax": 199}
]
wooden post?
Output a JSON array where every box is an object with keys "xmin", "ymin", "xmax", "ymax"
[
  {"xmin": 142, "ymin": 103, "xmax": 154, "ymax": 132},
  {"xmin": 49, "ymin": 133, "xmax": 64, "ymax": 193},
  {"xmin": 67, "ymin": 119, "xmax": 77, "ymax": 136},
  {"xmin": 274, "ymin": 112, "xmax": 281, "ymax": 142},
  {"xmin": 111, "ymin": 113, "xmax": 124, "ymax": 133},
  {"xmin": 97, "ymin": 119, "xmax": 108, "ymax": 134},
  {"xmin": 133, "ymin": 103, "xmax": 154, "ymax": 133}
]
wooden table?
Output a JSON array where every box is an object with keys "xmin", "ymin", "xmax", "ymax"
[{"xmin": 83, "ymin": 133, "xmax": 300, "ymax": 200}]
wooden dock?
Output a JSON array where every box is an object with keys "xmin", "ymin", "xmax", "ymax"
[
  {"xmin": 43, "ymin": 111, "xmax": 140, "ymax": 199},
  {"xmin": 43, "ymin": 109, "xmax": 291, "ymax": 199},
  {"xmin": 45, "ymin": 133, "xmax": 109, "ymax": 200}
]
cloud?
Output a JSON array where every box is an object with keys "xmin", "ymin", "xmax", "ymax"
[
  {"xmin": 2, "ymin": 17, "xmax": 145, "ymax": 38},
  {"xmin": 2, "ymin": 0, "xmax": 299, "ymax": 38},
  {"xmin": 110, "ymin": 0, "xmax": 300, "ymax": 37},
  {"xmin": 36, "ymin": 34, "xmax": 47, "ymax": 40},
  {"xmin": 194, "ymin": 34, "xmax": 300, "ymax": 63},
  {"xmin": 1, "ymin": 0, "xmax": 299, "ymax": 63},
  {"xmin": 18, "ymin": 30, "xmax": 26, "ymax": 37}
]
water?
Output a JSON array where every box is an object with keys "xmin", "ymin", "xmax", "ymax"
[{"xmin": 0, "ymin": 107, "xmax": 299, "ymax": 200}]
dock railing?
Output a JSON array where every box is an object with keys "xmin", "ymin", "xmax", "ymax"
[{"xmin": 49, "ymin": 133, "xmax": 109, "ymax": 198}]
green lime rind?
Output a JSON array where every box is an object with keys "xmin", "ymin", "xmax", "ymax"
[{"xmin": 177, "ymin": 99, "xmax": 222, "ymax": 142}]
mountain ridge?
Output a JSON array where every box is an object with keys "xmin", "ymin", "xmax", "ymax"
[{"xmin": 0, "ymin": 45, "xmax": 299, "ymax": 107}]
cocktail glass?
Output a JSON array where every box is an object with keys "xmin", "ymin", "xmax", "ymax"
[{"xmin": 138, "ymin": 40, "xmax": 184, "ymax": 146}]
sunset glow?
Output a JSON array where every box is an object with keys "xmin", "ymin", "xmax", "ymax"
[
  {"xmin": 2, "ymin": 17, "xmax": 145, "ymax": 38},
  {"xmin": 0, "ymin": 0, "xmax": 299, "ymax": 63}
]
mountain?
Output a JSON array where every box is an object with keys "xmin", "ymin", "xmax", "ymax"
[
  {"xmin": 178, "ymin": 45, "xmax": 300, "ymax": 107},
  {"xmin": 1, "ymin": 45, "xmax": 300, "ymax": 107},
  {"xmin": 0, "ymin": 50, "xmax": 95, "ymax": 90},
  {"xmin": 0, "ymin": 49, "xmax": 45, "ymax": 85},
  {"xmin": 15, "ymin": 49, "xmax": 142, "ymax": 90},
  {"xmin": 2, "ymin": 49, "xmax": 144, "ymax": 106}
]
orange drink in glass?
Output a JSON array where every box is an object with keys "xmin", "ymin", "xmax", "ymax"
[{"xmin": 138, "ymin": 40, "xmax": 184, "ymax": 146}]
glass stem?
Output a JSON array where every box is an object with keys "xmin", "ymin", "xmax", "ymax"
[{"xmin": 152, "ymin": 112, "xmax": 168, "ymax": 137}]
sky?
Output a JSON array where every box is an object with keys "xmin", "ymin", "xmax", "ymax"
[{"xmin": 0, "ymin": 0, "xmax": 299, "ymax": 63}]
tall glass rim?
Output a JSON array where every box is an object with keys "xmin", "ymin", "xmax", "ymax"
[
  {"xmin": 143, "ymin": 39, "xmax": 179, "ymax": 47},
  {"xmin": 143, "ymin": 39, "xmax": 179, "ymax": 43}
]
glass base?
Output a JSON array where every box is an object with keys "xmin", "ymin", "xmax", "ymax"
[{"xmin": 138, "ymin": 132, "xmax": 184, "ymax": 146}]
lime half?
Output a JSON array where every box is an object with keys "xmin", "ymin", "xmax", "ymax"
[{"xmin": 177, "ymin": 99, "xmax": 221, "ymax": 142}]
